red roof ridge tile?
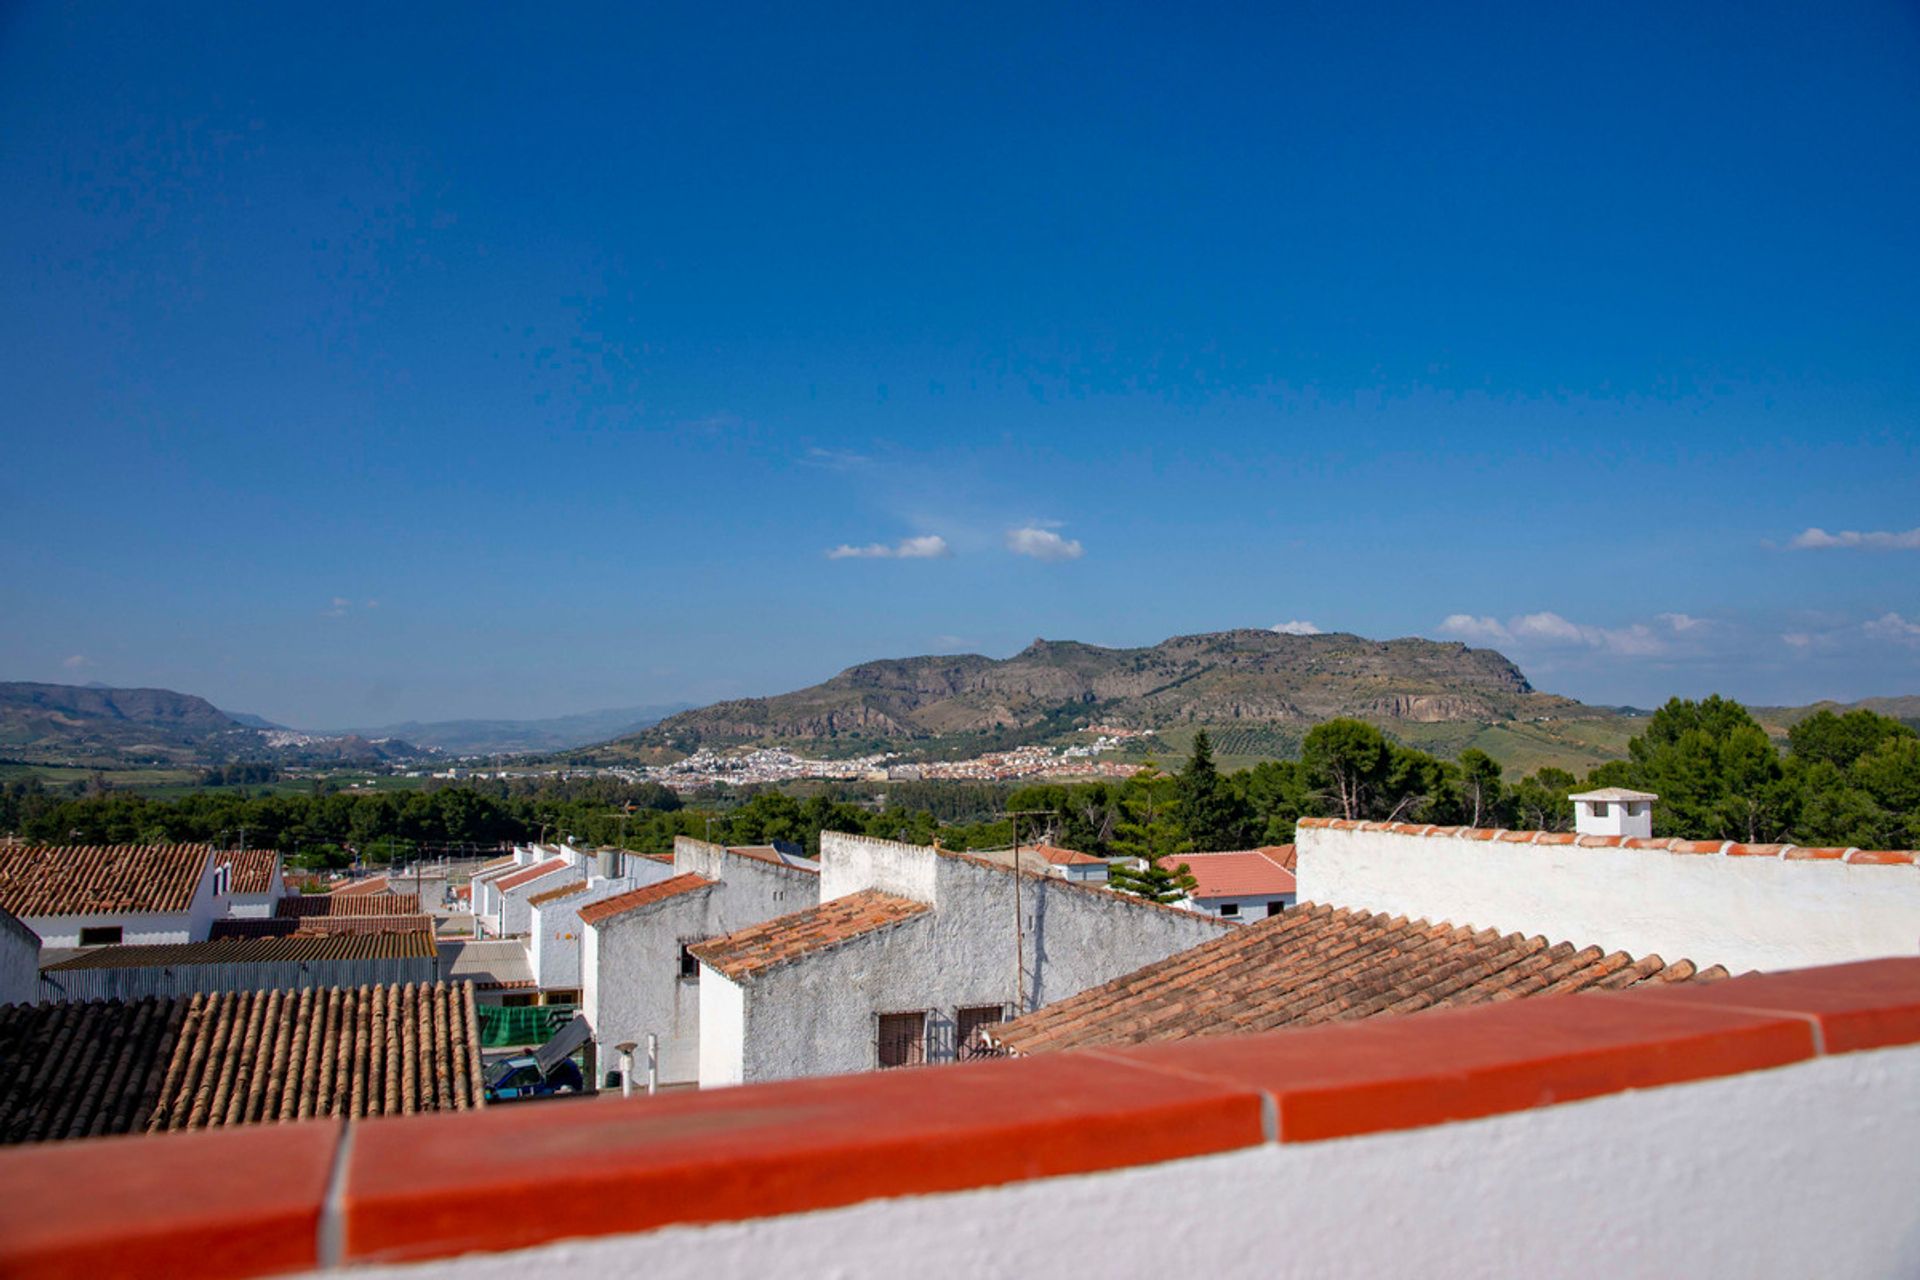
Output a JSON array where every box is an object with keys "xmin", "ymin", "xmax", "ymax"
[
  {"xmin": 577, "ymin": 874, "xmax": 715, "ymax": 926},
  {"xmin": 1301, "ymin": 821, "xmax": 1918, "ymax": 866},
  {"xmin": 689, "ymin": 890, "xmax": 931, "ymax": 981}
]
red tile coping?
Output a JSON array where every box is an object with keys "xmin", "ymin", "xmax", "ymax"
[
  {"xmin": 2, "ymin": 958, "xmax": 1917, "ymax": 1279},
  {"xmin": 1294, "ymin": 817, "xmax": 1917, "ymax": 865}
]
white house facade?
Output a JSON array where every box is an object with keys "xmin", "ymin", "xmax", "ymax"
[
  {"xmin": 0, "ymin": 844, "xmax": 226, "ymax": 949},
  {"xmin": 692, "ymin": 832, "xmax": 1233, "ymax": 1088}
]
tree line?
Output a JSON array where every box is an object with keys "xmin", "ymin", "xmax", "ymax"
[{"xmin": 2, "ymin": 697, "xmax": 1914, "ymax": 868}]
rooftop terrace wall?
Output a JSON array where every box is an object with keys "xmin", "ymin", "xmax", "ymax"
[
  {"xmin": 1, "ymin": 958, "xmax": 1916, "ymax": 1278},
  {"xmin": 1295, "ymin": 818, "xmax": 1920, "ymax": 973}
]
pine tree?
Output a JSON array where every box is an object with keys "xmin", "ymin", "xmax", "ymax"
[{"xmin": 1174, "ymin": 731, "xmax": 1251, "ymax": 850}]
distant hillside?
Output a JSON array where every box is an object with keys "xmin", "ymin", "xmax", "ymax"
[
  {"xmin": 0, "ymin": 683, "xmax": 418, "ymax": 769},
  {"xmin": 0, "ymin": 682, "xmax": 257, "ymax": 766},
  {"xmin": 1755, "ymin": 696, "xmax": 1920, "ymax": 732},
  {"xmin": 583, "ymin": 629, "xmax": 1598, "ymax": 765},
  {"xmin": 333, "ymin": 704, "xmax": 691, "ymax": 756}
]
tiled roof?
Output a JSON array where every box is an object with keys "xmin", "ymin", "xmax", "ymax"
[
  {"xmin": 528, "ymin": 881, "xmax": 591, "ymax": 908},
  {"xmin": 1157, "ymin": 849, "xmax": 1295, "ymax": 900},
  {"xmin": 42, "ymin": 929, "xmax": 437, "ymax": 971},
  {"xmin": 1568, "ymin": 787, "xmax": 1659, "ymax": 802},
  {"xmin": 0, "ymin": 844, "xmax": 211, "ymax": 918},
  {"xmin": 209, "ymin": 914, "xmax": 436, "ymax": 940},
  {"xmin": 727, "ymin": 846, "xmax": 821, "ymax": 875},
  {"xmin": 1030, "ymin": 843, "xmax": 1105, "ymax": 866},
  {"xmin": 577, "ymin": 875, "xmax": 713, "ymax": 927},
  {"xmin": 278, "ymin": 893, "xmax": 422, "ymax": 918},
  {"xmin": 222, "ymin": 850, "xmax": 281, "ymax": 896},
  {"xmin": 496, "ymin": 859, "xmax": 573, "ymax": 893},
  {"xmin": 1294, "ymin": 817, "xmax": 1918, "ymax": 864},
  {"xmin": 332, "ymin": 876, "xmax": 390, "ymax": 897},
  {"xmin": 985, "ymin": 901, "xmax": 1728, "ymax": 1055},
  {"xmin": 474, "ymin": 856, "xmax": 518, "ymax": 874},
  {"xmin": 0, "ymin": 982, "xmax": 482, "ymax": 1144},
  {"xmin": 690, "ymin": 891, "xmax": 930, "ymax": 981}
]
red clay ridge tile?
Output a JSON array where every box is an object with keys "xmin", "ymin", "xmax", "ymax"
[
  {"xmin": 1725, "ymin": 843, "xmax": 1789, "ymax": 858},
  {"xmin": 1846, "ymin": 849, "xmax": 1918, "ymax": 866},
  {"xmin": 1533, "ymin": 832, "xmax": 1576, "ymax": 845},
  {"xmin": 1462, "ymin": 828, "xmax": 1500, "ymax": 842},
  {"xmin": 1612, "ymin": 958, "xmax": 1920, "ymax": 1055},
  {"xmin": 1576, "ymin": 835, "xmax": 1625, "ymax": 848},
  {"xmin": 1497, "ymin": 830, "xmax": 1536, "ymax": 844},
  {"xmin": 0, "ymin": 1117, "xmax": 340, "ymax": 1280},
  {"xmin": 1785, "ymin": 846, "xmax": 1847, "ymax": 861},
  {"xmin": 339, "ymin": 1053, "xmax": 1266, "ymax": 1265},
  {"xmin": 1664, "ymin": 840, "xmax": 1727, "ymax": 855}
]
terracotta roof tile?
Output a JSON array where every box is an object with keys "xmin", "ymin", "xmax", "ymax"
[
  {"xmin": 1156, "ymin": 849, "xmax": 1295, "ymax": 900},
  {"xmin": 689, "ymin": 891, "xmax": 930, "ymax": 981},
  {"xmin": 986, "ymin": 902, "xmax": 1727, "ymax": 1056},
  {"xmin": 1029, "ymin": 843, "xmax": 1105, "ymax": 867},
  {"xmin": 577, "ymin": 875, "xmax": 714, "ymax": 927},
  {"xmin": 1294, "ymin": 818, "xmax": 1918, "ymax": 865},
  {"xmin": 278, "ymin": 893, "xmax": 422, "ymax": 918},
  {"xmin": 221, "ymin": 851, "xmax": 281, "ymax": 896},
  {"xmin": 495, "ymin": 859, "xmax": 572, "ymax": 893},
  {"xmin": 0, "ymin": 982, "xmax": 482, "ymax": 1144},
  {"xmin": 43, "ymin": 930, "xmax": 437, "ymax": 971},
  {"xmin": 332, "ymin": 876, "xmax": 390, "ymax": 897},
  {"xmin": 0, "ymin": 845, "xmax": 212, "ymax": 918},
  {"xmin": 528, "ymin": 881, "xmax": 591, "ymax": 908}
]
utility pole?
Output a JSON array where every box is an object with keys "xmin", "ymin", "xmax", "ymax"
[{"xmin": 1005, "ymin": 809, "xmax": 1057, "ymax": 1018}]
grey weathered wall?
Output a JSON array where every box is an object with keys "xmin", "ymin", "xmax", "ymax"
[{"xmin": 0, "ymin": 912, "xmax": 40, "ymax": 1006}]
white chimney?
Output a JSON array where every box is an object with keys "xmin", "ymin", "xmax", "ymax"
[{"xmin": 1569, "ymin": 788, "xmax": 1657, "ymax": 838}]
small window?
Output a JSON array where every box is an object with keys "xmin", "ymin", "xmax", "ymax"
[
  {"xmin": 1266, "ymin": 901, "xmax": 1285, "ymax": 917},
  {"xmin": 678, "ymin": 942, "xmax": 701, "ymax": 980},
  {"xmin": 1591, "ymin": 801, "xmax": 1609, "ymax": 817},
  {"xmin": 1219, "ymin": 903, "xmax": 1240, "ymax": 917},
  {"xmin": 877, "ymin": 1011, "xmax": 927, "ymax": 1068},
  {"xmin": 79, "ymin": 925, "xmax": 122, "ymax": 947}
]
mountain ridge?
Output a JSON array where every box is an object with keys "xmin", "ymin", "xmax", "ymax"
[{"xmin": 590, "ymin": 629, "xmax": 1594, "ymax": 761}]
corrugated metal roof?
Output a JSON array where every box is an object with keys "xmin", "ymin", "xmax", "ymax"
[{"xmin": 43, "ymin": 929, "xmax": 437, "ymax": 971}]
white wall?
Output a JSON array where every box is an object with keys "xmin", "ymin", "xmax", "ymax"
[
  {"xmin": 586, "ymin": 888, "xmax": 719, "ymax": 1089},
  {"xmin": 24, "ymin": 904, "xmax": 208, "ymax": 950},
  {"xmin": 817, "ymin": 833, "xmax": 939, "ymax": 906},
  {"xmin": 1189, "ymin": 892, "xmax": 1294, "ymax": 921},
  {"xmin": 1298, "ymin": 824, "xmax": 1920, "ymax": 972},
  {"xmin": 501, "ymin": 868, "xmax": 584, "ymax": 937},
  {"xmin": 531, "ymin": 878, "xmax": 634, "ymax": 990},
  {"xmin": 329, "ymin": 1041, "xmax": 1920, "ymax": 1280},
  {"xmin": 698, "ymin": 969, "xmax": 747, "ymax": 1088},
  {"xmin": 713, "ymin": 834, "xmax": 1230, "ymax": 1085}
]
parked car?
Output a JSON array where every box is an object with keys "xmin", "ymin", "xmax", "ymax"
[
  {"xmin": 483, "ymin": 1054, "xmax": 584, "ymax": 1102},
  {"xmin": 482, "ymin": 1012, "xmax": 590, "ymax": 1103}
]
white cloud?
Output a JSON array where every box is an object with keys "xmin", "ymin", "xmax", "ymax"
[
  {"xmin": 1270, "ymin": 620, "xmax": 1323, "ymax": 636},
  {"xmin": 1006, "ymin": 526, "xmax": 1084, "ymax": 561},
  {"xmin": 1440, "ymin": 610, "xmax": 1664, "ymax": 656},
  {"xmin": 826, "ymin": 535, "xmax": 951, "ymax": 560},
  {"xmin": 1781, "ymin": 632, "xmax": 1816, "ymax": 651},
  {"xmin": 61, "ymin": 654, "xmax": 94, "ymax": 670},
  {"xmin": 1658, "ymin": 612, "xmax": 1705, "ymax": 632},
  {"xmin": 804, "ymin": 446, "xmax": 872, "ymax": 471},
  {"xmin": 1439, "ymin": 614, "xmax": 1511, "ymax": 642},
  {"xmin": 1788, "ymin": 527, "xmax": 1920, "ymax": 551},
  {"xmin": 1864, "ymin": 612, "xmax": 1920, "ymax": 645},
  {"xmin": 322, "ymin": 596, "xmax": 352, "ymax": 618}
]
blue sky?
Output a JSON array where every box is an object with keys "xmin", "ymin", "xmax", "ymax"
[{"xmin": 2, "ymin": 1, "xmax": 1916, "ymax": 727}]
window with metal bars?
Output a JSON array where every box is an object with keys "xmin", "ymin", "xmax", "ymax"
[
  {"xmin": 955, "ymin": 1005, "xmax": 1006, "ymax": 1060},
  {"xmin": 876, "ymin": 1010, "xmax": 927, "ymax": 1068}
]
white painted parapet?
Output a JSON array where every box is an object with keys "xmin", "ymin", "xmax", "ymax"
[{"xmin": 1295, "ymin": 818, "xmax": 1920, "ymax": 973}]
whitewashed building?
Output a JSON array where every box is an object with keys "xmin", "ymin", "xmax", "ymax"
[
  {"xmin": 221, "ymin": 849, "xmax": 288, "ymax": 919},
  {"xmin": 692, "ymin": 832, "xmax": 1233, "ymax": 1088},
  {"xmin": 0, "ymin": 844, "xmax": 226, "ymax": 949},
  {"xmin": 1570, "ymin": 787, "xmax": 1659, "ymax": 838},
  {"xmin": 491, "ymin": 858, "xmax": 581, "ymax": 937},
  {"xmin": 970, "ymin": 843, "xmax": 1111, "ymax": 884},
  {"xmin": 527, "ymin": 856, "xmax": 681, "ymax": 994},
  {"xmin": 1163, "ymin": 847, "xmax": 1296, "ymax": 920},
  {"xmin": 580, "ymin": 839, "xmax": 819, "ymax": 1089}
]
